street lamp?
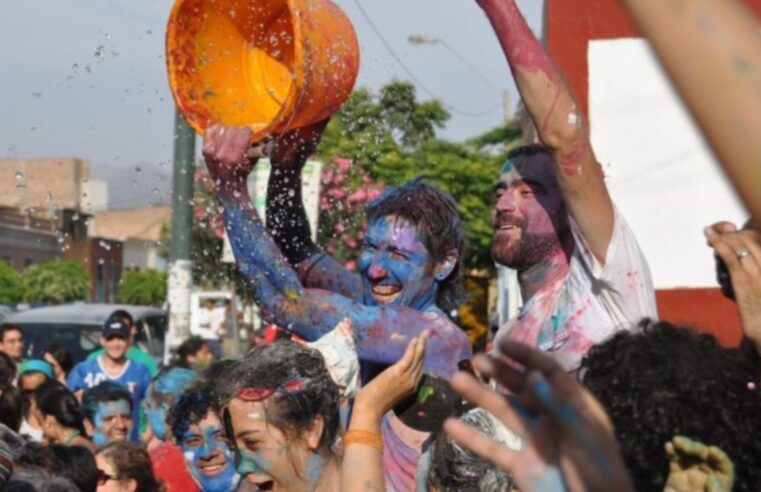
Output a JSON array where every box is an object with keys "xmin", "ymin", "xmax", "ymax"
[{"xmin": 408, "ymin": 34, "xmax": 510, "ymax": 121}]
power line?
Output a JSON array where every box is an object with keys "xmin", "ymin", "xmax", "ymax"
[{"xmin": 349, "ymin": 0, "xmax": 501, "ymax": 117}]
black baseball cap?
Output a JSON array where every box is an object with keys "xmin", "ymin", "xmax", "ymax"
[{"xmin": 102, "ymin": 316, "xmax": 130, "ymax": 339}]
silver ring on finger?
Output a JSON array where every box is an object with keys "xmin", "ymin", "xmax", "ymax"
[{"xmin": 738, "ymin": 249, "xmax": 751, "ymax": 260}]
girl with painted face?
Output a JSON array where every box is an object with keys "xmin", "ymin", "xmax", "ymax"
[
  {"xmin": 216, "ymin": 341, "xmax": 341, "ymax": 492},
  {"xmin": 168, "ymin": 385, "xmax": 239, "ymax": 492}
]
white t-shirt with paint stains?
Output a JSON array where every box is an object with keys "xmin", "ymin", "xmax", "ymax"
[{"xmin": 493, "ymin": 208, "xmax": 657, "ymax": 372}]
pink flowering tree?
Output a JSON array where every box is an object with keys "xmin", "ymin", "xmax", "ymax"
[{"xmin": 317, "ymin": 158, "xmax": 384, "ymax": 271}]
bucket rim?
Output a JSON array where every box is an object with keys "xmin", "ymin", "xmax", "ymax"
[{"xmin": 165, "ymin": 0, "xmax": 309, "ymax": 142}]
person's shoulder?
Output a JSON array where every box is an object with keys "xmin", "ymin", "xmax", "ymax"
[
  {"xmin": 73, "ymin": 357, "xmax": 98, "ymax": 372},
  {"xmin": 86, "ymin": 348, "xmax": 104, "ymax": 361},
  {"xmin": 428, "ymin": 310, "xmax": 472, "ymax": 344},
  {"xmin": 128, "ymin": 346, "xmax": 157, "ymax": 364},
  {"xmin": 129, "ymin": 359, "xmax": 153, "ymax": 379}
]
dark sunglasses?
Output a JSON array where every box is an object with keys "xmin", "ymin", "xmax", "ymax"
[{"xmin": 96, "ymin": 469, "xmax": 118, "ymax": 485}]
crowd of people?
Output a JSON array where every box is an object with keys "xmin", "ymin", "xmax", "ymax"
[{"xmin": 1, "ymin": 0, "xmax": 761, "ymax": 490}]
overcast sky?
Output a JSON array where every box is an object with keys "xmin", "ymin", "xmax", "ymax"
[{"xmin": 0, "ymin": 0, "xmax": 542, "ymax": 208}]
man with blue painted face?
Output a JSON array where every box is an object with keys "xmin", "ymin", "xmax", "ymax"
[
  {"xmin": 168, "ymin": 385, "xmax": 240, "ymax": 492},
  {"xmin": 203, "ymin": 124, "xmax": 472, "ymax": 491},
  {"xmin": 81, "ymin": 381, "xmax": 134, "ymax": 448}
]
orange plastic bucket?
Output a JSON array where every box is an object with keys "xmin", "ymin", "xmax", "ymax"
[{"xmin": 166, "ymin": 0, "xmax": 359, "ymax": 142}]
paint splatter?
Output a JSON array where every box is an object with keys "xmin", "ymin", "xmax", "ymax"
[{"xmin": 417, "ymin": 385, "xmax": 434, "ymax": 403}]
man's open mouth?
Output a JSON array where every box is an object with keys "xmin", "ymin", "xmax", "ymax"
[{"xmin": 370, "ymin": 283, "xmax": 402, "ymax": 303}]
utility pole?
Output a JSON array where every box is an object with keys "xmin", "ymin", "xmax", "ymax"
[{"xmin": 166, "ymin": 109, "xmax": 196, "ymax": 358}]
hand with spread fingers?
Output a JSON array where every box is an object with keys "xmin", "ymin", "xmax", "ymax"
[
  {"xmin": 341, "ymin": 333, "xmax": 428, "ymax": 492},
  {"xmin": 443, "ymin": 341, "xmax": 634, "ymax": 492},
  {"xmin": 704, "ymin": 220, "xmax": 761, "ymax": 358},
  {"xmin": 664, "ymin": 436, "xmax": 735, "ymax": 492}
]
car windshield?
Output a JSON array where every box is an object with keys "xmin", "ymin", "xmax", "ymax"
[{"xmin": 20, "ymin": 323, "xmax": 101, "ymax": 362}]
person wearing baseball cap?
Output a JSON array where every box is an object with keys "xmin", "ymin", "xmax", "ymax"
[
  {"xmin": 85, "ymin": 310, "xmax": 159, "ymax": 377},
  {"xmin": 67, "ymin": 312, "xmax": 152, "ymax": 443}
]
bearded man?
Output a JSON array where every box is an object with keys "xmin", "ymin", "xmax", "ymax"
[{"xmin": 478, "ymin": 0, "xmax": 657, "ymax": 371}]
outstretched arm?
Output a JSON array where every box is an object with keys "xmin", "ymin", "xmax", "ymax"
[
  {"xmin": 265, "ymin": 122, "xmax": 363, "ymax": 298},
  {"xmin": 618, "ymin": 0, "xmax": 761, "ymax": 229},
  {"xmin": 204, "ymin": 126, "xmax": 471, "ymax": 377},
  {"xmin": 477, "ymin": 0, "xmax": 614, "ymax": 263}
]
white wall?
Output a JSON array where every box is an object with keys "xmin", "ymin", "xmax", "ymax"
[
  {"xmin": 588, "ymin": 38, "xmax": 747, "ymax": 289},
  {"xmin": 80, "ymin": 179, "xmax": 109, "ymax": 213},
  {"xmin": 123, "ymin": 238, "xmax": 166, "ymax": 272}
]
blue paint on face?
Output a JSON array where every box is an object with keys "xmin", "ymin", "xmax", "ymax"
[
  {"xmin": 305, "ymin": 453, "xmax": 324, "ymax": 491},
  {"xmin": 358, "ymin": 216, "xmax": 438, "ymax": 311},
  {"xmin": 92, "ymin": 401, "xmax": 132, "ymax": 447},
  {"xmin": 235, "ymin": 448, "xmax": 272, "ymax": 477},
  {"xmin": 146, "ymin": 404, "xmax": 168, "ymax": 441},
  {"xmin": 181, "ymin": 425, "xmax": 239, "ymax": 492},
  {"xmin": 154, "ymin": 368, "xmax": 198, "ymax": 394},
  {"xmin": 148, "ymin": 368, "xmax": 198, "ymax": 441}
]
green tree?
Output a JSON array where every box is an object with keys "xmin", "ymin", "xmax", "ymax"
[
  {"xmin": 117, "ymin": 270, "xmax": 167, "ymax": 306},
  {"xmin": 316, "ymin": 80, "xmax": 522, "ymax": 271},
  {"xmin": 0, "ymin": 262, "xmax": 23, "ymax": 304},
  {"xmin": 23, "ymin": 260, "xmax": 89, "ymax": 303}
]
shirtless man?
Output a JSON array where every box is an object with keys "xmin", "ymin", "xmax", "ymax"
[{"xmin": 203, "ymin": 125, "xmax": 472, "ymax": 491}]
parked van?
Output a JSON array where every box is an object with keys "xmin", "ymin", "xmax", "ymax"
[{"xmin": 2, "ymin": 304, "xmax": 166, "ymax": 364}]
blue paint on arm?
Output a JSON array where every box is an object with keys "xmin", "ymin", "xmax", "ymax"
[
  {"xmin": 217, "ymin": 192, "xmax": 303, "ymax": 295},
  {"xmin": 298, "ymin": 253, "xmax": 363, "ymax": 300},
  {"xmin": 216, "ymin": 190, "xmax": 471, "ymax": 378},
  {"xmin": 530, "ymin": 372, "xmax": 612, "ymax": 473}
]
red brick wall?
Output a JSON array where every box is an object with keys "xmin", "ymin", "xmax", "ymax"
[{"xmin": 544, "ymin": 0, "xmax": 761, "ymax": 120}]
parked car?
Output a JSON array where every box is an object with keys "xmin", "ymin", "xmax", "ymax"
[{"xmin": 2, "ymin": 304, "xmax": 166, "ymax": 364}]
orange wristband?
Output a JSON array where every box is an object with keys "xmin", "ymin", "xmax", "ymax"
[{"xmin": 343, "ymin": 429, "xmax": 384, "ymax": 452}]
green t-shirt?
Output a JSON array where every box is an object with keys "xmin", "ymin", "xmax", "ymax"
[{"xmin": 86, "ymin": 346, "xmax": 159, "ymax": 377}]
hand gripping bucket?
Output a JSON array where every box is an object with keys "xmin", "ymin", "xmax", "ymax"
[{"xmin": 166, "ymin": 0, "xmax": 360, "ymax": 142}]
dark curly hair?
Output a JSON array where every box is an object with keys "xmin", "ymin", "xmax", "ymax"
[
  {"xmin": 365, "ymin": 177, "xmax": 465, "ymax": 311},
  {"xmin": 81, "ymin": 381, "xmax": 132, "ymax": 422},
  {"xmin": 168, "ymin": 384, "xmax": 214, "ymax": 444},
  {"xmin": 215, "ymin": 341, "xmax": 340, "ymax": 454},
  {"xmin": 174, "ymin": 336, "xmax": 209, "ymax": 368},
  {"xmin": 580, "ymin": 319, "xmax": 761, "ymax": 492}
]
